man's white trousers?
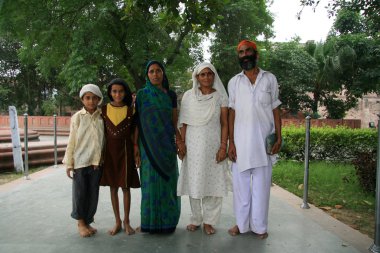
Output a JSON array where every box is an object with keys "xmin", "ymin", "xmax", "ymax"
[{"xmin": 232, "ymin": 162, "xmax": 272, "ymax": 234}]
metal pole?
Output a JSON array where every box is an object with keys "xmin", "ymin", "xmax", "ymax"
[
  {"xmin": 301, "ymin": 115, "xmax": 311, "ymax": 209},
  {"xmin": 369, "ymin": 115, "xmax": 380, "ymax": 252},
  {"xmin": 53, "ymin": 114, "xmax": 57, "ymax": 168},
  {"xmin": 23, "ymin": 113, "xmax": 30, "ymax": 180}
]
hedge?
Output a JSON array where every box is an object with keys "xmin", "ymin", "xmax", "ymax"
[{"xmin": 280, "ymin": 126, "xmax": 377, "ymax": 161}]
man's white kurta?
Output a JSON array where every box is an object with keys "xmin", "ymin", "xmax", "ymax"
[{"xmin": 228, "ymin": 69, "xmax": 281, "ymax": 173}]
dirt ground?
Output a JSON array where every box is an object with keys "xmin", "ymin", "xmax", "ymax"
[{"xmin": 325, "ymin": 208, "xmax": 375, "ymax": 239}]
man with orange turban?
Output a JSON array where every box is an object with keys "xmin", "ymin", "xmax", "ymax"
[{"xmin": 227, "ymin": 39, "xmax": 282, "ymax": 239}]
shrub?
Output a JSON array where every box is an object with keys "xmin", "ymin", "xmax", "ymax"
[
  {"xmin": 281, "ymin": 126, "xmax": 377, "ymax": 161},
  {"xmin": 352, "ymin": 151, "xmax": 376, "ymax": 195}
]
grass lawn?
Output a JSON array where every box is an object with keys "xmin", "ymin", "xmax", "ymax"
[
  {"xmin": 0, "ymin": 167, "xmax": 45, "ymax": 185},
  {"xmin": 273, "ymin": 160, "xmax": 375, "ymax": 239}
]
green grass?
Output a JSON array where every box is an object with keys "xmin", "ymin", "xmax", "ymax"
[
  {"xmin": 0, "ymin": 167, "xmax": 45, "ymax": 185},
  {"xmin": 273, "ymin": 160, "xmax": 375, "ymax": 212}
]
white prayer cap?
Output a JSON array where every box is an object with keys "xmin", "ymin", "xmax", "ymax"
[{"xmin": 79, "ymin": 84, "xmax": 103, "ymax": 105}]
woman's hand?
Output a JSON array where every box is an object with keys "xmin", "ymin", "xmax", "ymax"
[
  {"xmin": 216, "ymin": 148, "xmax": 227, "ymax": 163},
  {"xmin": 176, "ymin": 141, "xmax": 186, "ymax": 160}
]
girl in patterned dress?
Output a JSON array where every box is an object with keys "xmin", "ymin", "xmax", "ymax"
[{"xmin": 100, "ymin": 78, "xmax": 140, "ymax": 235}]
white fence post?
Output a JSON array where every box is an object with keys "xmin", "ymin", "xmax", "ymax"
[{"xmin": 9, "ymin": 106, "xmax": 23, "ymax": 173}]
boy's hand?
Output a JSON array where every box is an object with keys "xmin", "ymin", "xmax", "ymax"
[{"xmin": 66, "ymin": 168, "xmax": 73, "ymax": 179}]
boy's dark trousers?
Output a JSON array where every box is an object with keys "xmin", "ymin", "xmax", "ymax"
[{"xmin": 71, "ymin": 166, "xmax": 102, "ymax": 224}]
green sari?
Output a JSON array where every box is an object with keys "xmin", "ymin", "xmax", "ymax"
[{"xmin": 136, "ymin": 60, "xmax": 180, "ymax": 233}]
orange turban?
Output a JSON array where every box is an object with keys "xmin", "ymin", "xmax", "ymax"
[{"xmin": 237, "ymin": 40, "xmax": 257, "ymax": 52}]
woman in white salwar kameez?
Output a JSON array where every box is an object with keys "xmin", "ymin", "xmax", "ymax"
[{"xmin": 177, "ymin": 62, "xmax": 232, "ymax": 235}]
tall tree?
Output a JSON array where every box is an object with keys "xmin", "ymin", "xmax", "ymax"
[
  {"xmin": 210, "ymin": 0, "xmax": 274, "ymax": 85},
  {"xmin": 267, "ymin": 39, "xmax": 318, "ymax": 115},
  {"xmin": 0, "ymin": 0, "xmax": 227, "ymax": 95},
  {"xmin": 298, "ymin": 0, "xmax": 379, "ymax": 36},
  {"xmin": 319, "ymin": 7, "xmax": 380, "ymax": 118},
  {"xmin": 0, "ymin": 34, "xmax": 64, "ymax": 115}
]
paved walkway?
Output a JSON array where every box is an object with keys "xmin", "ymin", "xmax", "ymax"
[{"xmin": 0, "ymin": 165, "xmax": 374, "ymax": 253}]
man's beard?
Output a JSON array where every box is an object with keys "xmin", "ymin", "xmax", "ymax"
[{"xmin": 238, "ymin": 54, "xmax": 257, "ymax": 70}]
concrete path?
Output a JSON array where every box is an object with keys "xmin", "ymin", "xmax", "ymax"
[{"xmin": 0, "ymin": 165, "xmax": 374, "ymax": 253}]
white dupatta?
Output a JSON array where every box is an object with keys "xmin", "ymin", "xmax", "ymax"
[{"xmin": 179, "ymin": 62, "xmax": 228, "ymax": 127}]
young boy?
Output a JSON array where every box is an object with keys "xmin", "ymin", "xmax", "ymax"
[{"xmin": 63, "ymin": 83, "xmax": 105, "ymax": 237}]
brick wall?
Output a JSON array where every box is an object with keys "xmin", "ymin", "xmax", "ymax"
[
  {"xmin": 0, "ymin": 116, "xmax": 70, "ymax": 130},
  {"xmin": 0, "ymin": 116, "xmax": 361, "ymax": 129}
]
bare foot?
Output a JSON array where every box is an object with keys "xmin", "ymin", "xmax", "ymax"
[
  {"xmin": 108, "ymin": 222, "xmax": 122, "ymax": 236},
  {"xmin": 203, "ymin": 224, "xmax": 215, "ymax": 235},
  {"xmin": 253, "ymin": 232, "xmax": 268, "ymax": 239},
  {"xmin": 78, "ymin": 222, "xmax": 91, "ymax": 237},
  {"xmin": 87, "ymin": 224, "xmax": 97, "ymax": 235},
  {"xmin": 135, "ymin": 226, "xmax": 149, "ymax": 233},
  {"xmin": 123, "ymin": 221, "xmax": 135, "ymax": 235},
  {"xmin": 186, "ymin": 224, "xmax": 200, "ymax": 232},
  {"xmin": 228, "ymin": 225, "xmax": 240, "ymax": 236}
]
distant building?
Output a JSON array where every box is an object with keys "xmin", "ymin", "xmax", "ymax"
[{"xmin": 345, "ymin": 93, "xmax": 380, "ymax": 128}]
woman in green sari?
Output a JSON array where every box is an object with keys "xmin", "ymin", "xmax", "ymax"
[{"xmin": 134, "ymin": 60, "xmax": 184, "ymax": 233}]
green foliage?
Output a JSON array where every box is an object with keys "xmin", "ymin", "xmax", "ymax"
[
  {"xmin": 0, "ymin": 0, "xmax": 228, "ymax": 96},
  {"xmin": 333, "ymin": 8, "xmax": 365, "ymax": 35},
  {"xmin": 292, "ymin": 5, "xmax": 380, "ymax": 118},
  {"xmin": 281, "ymin": 126, "xmax": 377, "ymax": 161},
  {"xmin": 325, "ymin": 34, "xmax": 380, "ymax": 96},
  {"xmin": 267, "ymin": 40, "xmax": 318, "ymax": 114},
  {"xmin": 41, "ymin": 98, "xmax": 57, "ymax": 116},
  {"xmin": 299, "ymin": 0, "xmax": 379, "ymax": 36},
  {"xmin": 210, "ymin": 0, "xmax": 274, "ymax": 86},
  {"xmin": 352, "ymin": 151, "xmax": 376, "ymax": 194},
  {"xmin": 298, "ymin": 33, "xmax": 378, "ymax": 118}
]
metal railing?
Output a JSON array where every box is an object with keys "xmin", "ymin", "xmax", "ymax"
[
  {"xmin": 20, "ymin": 113, "xmax": 62, "ymax": 179},
  {"xmin": 301, "ymin": 116, "xmax": 311, "ymax": 209}
]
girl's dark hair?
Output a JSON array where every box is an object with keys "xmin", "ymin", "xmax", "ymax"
[{"xmin": 107, "ymin": 78, "xmax": 133, "ymax": 106}]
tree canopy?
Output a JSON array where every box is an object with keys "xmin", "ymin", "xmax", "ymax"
[
  {"xmin": 210, "ymin": 0, "xmax": 274, "ymax": 85},
  {"xmin": 0, "ymin": 0, "xmax": 232, "ymax": 114},
  {"xmin": 1, "ymin": 0, "xmax": 378, "ymax": 119},
  {"xmin": 0, "ymin": 0, "xmax": 228, "ymax": 91},
  {"xmin": 299, "ymin": 0, "xmax": 379, "ymax": 36}
]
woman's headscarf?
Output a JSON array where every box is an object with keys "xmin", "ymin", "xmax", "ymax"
[
  {"xmin": 179, "ymin": 62, "xmax": 228, "ymax": 127},
  {"xmin": 145, "ymin": 60, "xmax": 170, "ymax": 90},
  {"xmin": 136, "ymin": 60, "xmax": 177, "ymax": 181}
]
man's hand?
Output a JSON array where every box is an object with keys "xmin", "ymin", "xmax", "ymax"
[
  {"xmin": 270, "ymin": 138, "xmax": 282, "ymax": 155},
  {"xmin": 228, "ymin": 142, "xmax": 237, "ymax": 162}
]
